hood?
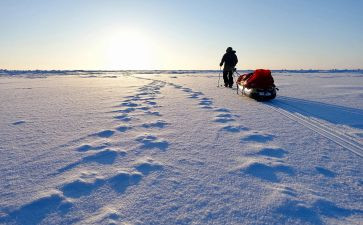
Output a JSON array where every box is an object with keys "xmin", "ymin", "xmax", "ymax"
[{"xmin": 226, "ymin": 47, "xmax": 236, "ymax": 54}]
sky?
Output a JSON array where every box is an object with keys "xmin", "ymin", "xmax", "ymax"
[{"xmin": 1, "ymin": 0, "xmax": 362, "ymax": 70}]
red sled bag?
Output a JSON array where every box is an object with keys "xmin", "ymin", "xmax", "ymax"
[
  {"xmin": 236, "ymin": 69, "xmax": 277, "ymax": 101},
  {"xmin": 245, "ymin": 69, "xmax": 274, "ymax": 89}
]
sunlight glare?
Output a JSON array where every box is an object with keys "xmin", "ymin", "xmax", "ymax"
[{"xmin": 103, "ymin": 29, "xmax": 154, "ymax": 70}]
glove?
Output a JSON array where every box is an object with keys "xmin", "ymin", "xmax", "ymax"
[
  {"xmin": 233, "ymin": 68, "xmax": 237, "ymax": 71},
  {"xmin": 219, "ymin": 62, "xmax": 223, "ymax": 67}
]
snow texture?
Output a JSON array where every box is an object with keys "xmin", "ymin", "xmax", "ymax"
[{"xmin": 0, "ymin": 71, "xmax": 362, "ymax": 224}]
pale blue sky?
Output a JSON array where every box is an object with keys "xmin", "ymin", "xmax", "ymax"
[{"xmin": 1, "ymin": 0, "xmax": 362, "ymax": 70}]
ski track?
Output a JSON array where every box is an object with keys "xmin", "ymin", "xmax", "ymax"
[
  {"xmin": 2, "ymin": 74, "xmax": 362, "ymax": 224},
  {"xmin": 265, "ymin": 101, "xmax": 363, "ymax": 158}
]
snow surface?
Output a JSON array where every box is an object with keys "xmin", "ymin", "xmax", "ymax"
[{"xmin": 0, "ymin": 71, "xmax": 362, "ymax": 225}]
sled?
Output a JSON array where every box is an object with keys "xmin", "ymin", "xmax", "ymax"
[
  {"xmin": 236, "ymin": 69, "xmax": 277, "ymax": 101},
  {"xmin": 237, "ymin": 84, "xmax": 277, "ymax": 101}
]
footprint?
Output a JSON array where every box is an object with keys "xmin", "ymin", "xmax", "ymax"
[
  {"xmin": 275, "ymin": 199, "xmax": 321, "ymax": 224},
  {"xmin": 108, "ymin": 171, "xmax": 143, "ymax": 193},
  {"xmin": 1, "ymin": 192, "xmax": 72, "ymax": 225},
  {"xmin": 214, "ymin": 114, "xmax": 235, "ymax": 123},
  {"xmin": 93, "ymin": 130, "xmax": 115, "ymax": 138},
  {"xmin": 241, "ymin": 133, "xmax": 275, "ymax": 143},
  {"xmin": 82, "ymin": 149, "xmax": 120, "ymax": 165},
  {"xmin": 215, "ymin": 108, "xmax": 230, "ymax": 113},
  {"xmin": 245, "ymin": 163, "xmax": 293, "ymax": 182},
  {"xmin": 233, "ymin": 159, "xmax": 294, "ymax": 182},
  {"xmin": 315, "ymin": 167, "xmax": 336, "ymax": 178},
  {"xmin": 137, "ymin": 106, "xmax": 151, "ymax": 111},
  {"xmin": 312, "ymin": 199, "xmax": 363, "ymax": 217},
  {"xmin": 188, "ymin": 92, "xmax": 203, "ymax": 99},
  {"xmin": 114, "ymin": 114, "xmax": 132, "ymax": 122},
  {"xmin": 116, "ymin": 125, "xmax": 132, "ymax": 132},
  {"xmin": 61, "ymin": 168, "xmax": 143, "ymax": 199},
  {"xmin": 257, "ymin": 148, "xmax": 288, "ymax": 158},
  {"xmin": 145, "ymin": 101, "xmax": 157, "ymax": 106},
  {"xmin": 189, "ymin": 93, "xmax": 200, "ymax": 99},
  {"xmin": 135, "ymin": 134, "xmax": 169, "ymax": 150},
  {"xmin": 144, "ymin": 111, "xmax": 162, "ymax": 117},
  {"xmin": 220, "ymin": 125, "xmax": 249, "ymax": 133},
  {"xmin": 134, "ymin": 158, "xmax": 163, "ymax": 175},
  {"xmin": 181, "ymin": 88, "xmax": 192, "ymax": 93},
  {"xmin": 120, "ymin": 102, "xmax": 139, "ymax": 107},
  {"xmin": 141, "ymin": 120, "xmax": 169, "ymax": 129},
  {"xmin": 199, "ymin": 98, "xmax": 213, "ymax": 107},
  {"xmin": 118, "ymin": 107, "xmax": 136, "ymax": 113},
  {"xmin": 216, "ymin": 113, "xmax": 233, "ymax": 118},
  {"xmin": 274, "ymin": 198, "xmax": 363, "ymax": 223},
  {"xmin": 58, "ymin": 149, "xmax": 122, "ymax": 172},
  {"xmin": 76, "ymin": 143, "xmax": 109, "ymax": 152},
  {"xmin": 60, "ymin": 178, "xmax": 104, "ymax": 198}
]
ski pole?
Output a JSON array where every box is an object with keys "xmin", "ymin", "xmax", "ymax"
[{"xmin": 217, "ymin": 66, "xmax": 221, "ymax": 87}]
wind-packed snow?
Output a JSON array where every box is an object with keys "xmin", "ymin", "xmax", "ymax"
[{"xmin": 0, "ymin": 71, "xmax": 362, "ymax": 224}]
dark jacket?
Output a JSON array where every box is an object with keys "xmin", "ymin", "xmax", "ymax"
[{"xmin": 220, "ymin": 50, "xmax": 238, "ymax": 71}]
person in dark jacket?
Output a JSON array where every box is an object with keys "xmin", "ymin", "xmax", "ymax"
[{"xmin": 220, "ymin": 47, "xmax": 238, "ymax": 88}]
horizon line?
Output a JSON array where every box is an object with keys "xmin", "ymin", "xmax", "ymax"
[{"xmin": 1, "ymin": 68, "xmax": 362, "ymax": 72}]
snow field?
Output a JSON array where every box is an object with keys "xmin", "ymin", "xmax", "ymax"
[{"xmin": 0, "ymin": 72, "xmax": 362, "ymax": 224}]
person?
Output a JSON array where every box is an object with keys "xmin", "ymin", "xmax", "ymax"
[{"xmin": 219, "ymin": 47, "xmax": 238, "ymax": 88}]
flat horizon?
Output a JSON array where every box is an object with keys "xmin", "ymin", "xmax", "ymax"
[{"xmin": 1, "ymin": 68, "xmax": 362, "ymax": 72}]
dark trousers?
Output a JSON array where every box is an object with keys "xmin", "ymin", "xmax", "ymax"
[{"xmin": 223, "ymin": 70, "xmax": 234, "ymax": 87}]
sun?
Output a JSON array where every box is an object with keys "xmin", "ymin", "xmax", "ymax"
[{"xmin": 103, "ymin": 29, "xmax": 154, "ymax": 70}]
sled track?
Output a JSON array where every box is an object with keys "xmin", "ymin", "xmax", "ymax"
[{"xmin": 265, "ymin": 102, "xmax": 363, "ymax": 158}]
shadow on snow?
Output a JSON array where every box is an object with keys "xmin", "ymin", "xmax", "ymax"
[{"xmin": 269, "ymin": 96, "xmax": 363, "ymax": 129}]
